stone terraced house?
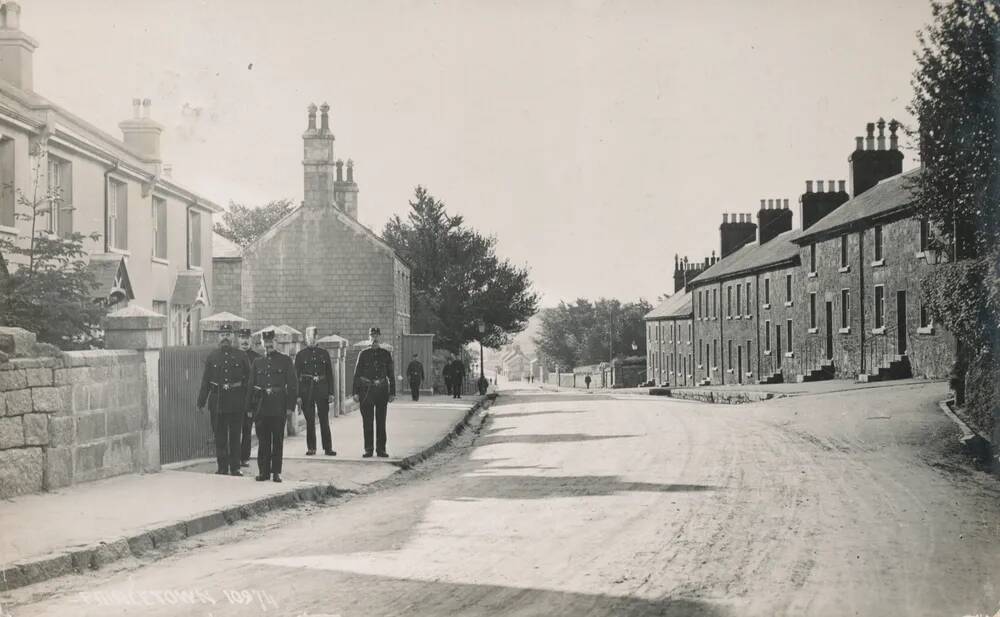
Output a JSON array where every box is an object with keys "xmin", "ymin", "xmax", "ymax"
[
  {"xmin": 0, "ymin": 2, "xmax": 221, "ymax": 346},
  {"xmin": 647, "ymin": 119, "xmax": 955, "ymax": 385}
]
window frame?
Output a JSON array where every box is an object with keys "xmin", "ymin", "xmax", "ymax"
[
  {"xmin": 107, "ymin": 178, "xmax": 128, "ymax": 251},
  {"xmin": 809, "ymin": 292, "xmax": 817, "ymax": 329},
  {"xmin": 874, "ymin": 284, "xmax": 885, "ymax": 329},
  {"xmin": 840, "ymin": 234, "xmax": 848, "ymax": 268},
  {"xmin": 187, "ymin": 208, "xmax": 202, "ymax": 269},
  {"xmin": 152, "ymin": 195, "xmax": 168, "ymax": 261},
  {"xmin": 785, "ymin": 274, "xmax": 792, "ymax": 302},
  {"xmin": 841, "ymin": 289, "xmax": 850, "ymax": 329},
  {"xmin": 874, "ymin": 224, "xmax": 884, "ymax": 262},
  {"xmin": 764, "ymin": 278, "xmax": 770, "ymax": 305},
  {"xmin": 809, "ymin": 243, "xmax": 817, "ymax": 273}
]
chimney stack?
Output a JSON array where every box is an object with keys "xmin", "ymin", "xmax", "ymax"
[
  {"xmin": 849, "ymin": 118, "xmax": 904, "ymax": 196},
  {"xmin": 119, "ymin": 97, "xmax": 163, "ymax": 162},
  {"xmin": 302, "ymin": 101, "xmax": 336, "ymax": 208},
  {"xmin": 757, "ymin": 195, "xmax": 793, "ymax": 245},
  {"xmin": 0, "ymin": 2, "xmax": 37, "ymax": 92},
  {"xmin": 319, "ymin": 102, "xmax": 331, "ymax": 134},
  {"xmin": 720, "ymin": 210, "xmax": 757, "ymax": 258},
  {"xmin": 799, "ymin": 177, "xmax": 849, "ymax": 230}
]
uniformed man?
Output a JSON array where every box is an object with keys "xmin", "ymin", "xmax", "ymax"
[
  {"xmin": 450, "ymin": 357, "xmax": 466, "ymax": 399},
  {"xmin": 249, "ymin": 329, "xmax": 298, "ymax": 482},
  {"xmin": 406, "ymin": 353, "xmax": 424, "ymax": 401},
  {"xmin": 352, "ymin": 326, "xmax": 395, "ymax": 458},
  {"xmin": 443, "ymin": 356, "xmax": 455, "ymax": 397},
  {"xmin": 295, "ymin": 326, "xmax": 336, "ymax": 456},
  {"xmin": 196, "ymin": 324, "xmax": 252, "ymax": 476},
  {"xmin": 238, "ymin": 328, "xmax": 260, "ymax": 467}
]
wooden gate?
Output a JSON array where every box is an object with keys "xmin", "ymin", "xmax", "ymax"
[{"xmin": 159, "ymin": 344, "xmax": 216, "ymax": 464}]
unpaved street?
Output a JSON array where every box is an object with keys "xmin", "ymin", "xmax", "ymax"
[{"xmin": 7, "ymin": 383, "xmax": 1000, "ymax": 617}]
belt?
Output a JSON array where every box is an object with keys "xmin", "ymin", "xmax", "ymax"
[
  {"xmin": 255, "ymin": 385, "xmax": 287, "ymax": 395},
  {"xmin": 211, "ymin": 381, "xmax": 244, "ymax": 391},
  {"xmin": 300, "ymin": 374, "xmax": 325, "ymax": 382}
]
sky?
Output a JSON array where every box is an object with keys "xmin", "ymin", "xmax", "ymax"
[{"xmin": 26, "ymin": 0, "xmax": 931, "ymax": 307}]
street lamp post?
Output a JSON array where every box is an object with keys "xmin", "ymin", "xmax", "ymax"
[{"xmin": 477, "ymin": 319, "xmax": 489, "ymax": 395}]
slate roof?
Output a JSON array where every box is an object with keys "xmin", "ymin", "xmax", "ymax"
[
  {"xmin": 644, "ymin": 290, "xmax": 692, "ymax": 320},
  {"xmin": 170, "ymin": 271, "xmax": 208, "ymax": 306},
  {"xmin": 688, "ymin": 228, "xmax": 803, "ymax": 286},
  {"xmin": 86, "ymin": 253, "xmax": 134, "ymax": 301},
  {"xmin": 794, "ymin": 168, "xmax": 919, "ymax": 243}
]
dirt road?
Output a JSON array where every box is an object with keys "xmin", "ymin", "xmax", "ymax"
[{"xmin": 6, "ymin": 382, "xmax": 1000, "ymax": 616}]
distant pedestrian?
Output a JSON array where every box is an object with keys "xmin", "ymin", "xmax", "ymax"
[
  {"xmin": 250, "ymin": 329, "xmax": 298, "ymax": 482},
  {"xmin": 450, "ymin": 358, "xmax": 466, "ymax": 398},
  {"xmin": 352, "ymin": 327, "xmax": 395, "ymax": 458},
  {"xmin": 197, "ymin": 324, "xmax": 251, "ymax": 476},
  {"xmin": 295, "ymin": 326, "xmax": 336, "ymax": 456},
  {"xmin": 585, "ymin": 374, "xmax": 592, "ymax": 389},
  {"xmin": 443, "ymin": 356, "xmax": 455, "ymax": 397},
  {"xmin": 237, "ymin": 328, "xmax": 259, "ymax": 467},
  {"xmin": 406, "ymin": 353, "xmax": 425, "ymax": 401}
]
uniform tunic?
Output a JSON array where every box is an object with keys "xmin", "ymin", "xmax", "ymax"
[
  {"xmin": 250, "ymin": 350, "xmax": 298, "ymax": 417},
  {"xmin": 197, "ymin": 346, "xmax": 252, "ymax": 415},
  {"xmin": 294, "ymin": 346, "xmax": 334, "ymax": 401}
]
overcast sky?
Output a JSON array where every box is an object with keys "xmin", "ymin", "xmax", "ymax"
[{"xmin": 27, "ymin": 0, "xmax": 929, "ymax": 306}]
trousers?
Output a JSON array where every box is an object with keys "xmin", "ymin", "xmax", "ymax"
[
  {"xmin": 255, "ymin": 416, "xmax": 285, "ymax": 475},
  {"xmin": 301, "ymin": 396, "xmax": 332, "ymax": 452},
  {"xmin": 240, "ymin": 413, "xmax": 254, "ymax": 462},
  {"xmin": 211, "ymin": 412, "xmax": 243, "ymax": 472},
  {"xmin": 409, "ymin": 379, "xmax": 421, "ymax": 401},
  {"xmin": 359, "ymin": 398, "xmax": 388, "ymax": 455}
]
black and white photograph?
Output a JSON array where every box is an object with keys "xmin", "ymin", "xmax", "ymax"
[{"xmin": 0, "ymin": 1, "xmax": 999, "ymax": 615}]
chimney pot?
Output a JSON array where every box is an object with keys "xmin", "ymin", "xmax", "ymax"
[
  {"xmin": 760, "ymin": 199, "xmax": 766, "ymax": 210},
  {"xmin": 307, "ymin": 103, "xmax": 317, "ymax": 131},
  {"xmin": 838, "ymin": 180, "xmax": 846, "ymax": 192},
  {"xmin": 132, "ymin": 98, "xmax": 141, "ymax": 119},
  {"xmin": 783, "ymin": 198, "xmax": 789, "ymax": 209},
  {"xmin": 855, "ymin": 136, "xmax": 864, "ymax": 151},
  {"xmin": 828, "ymin": 180, "xmax": 835, "ymax": 193},
  {"xmin": 806, "ymin": 180, "xmax": 813, "ymax": 193},
  {"xmin": 346, "ymin": 158, "xmax": 354, "ymax": 183},
  {"xmin": 889, "ymin": 119, "xmax": 900, "ymax": 150},
  {"xmin": 817, "ymin": 180, "xmax": 824, "ymax": 192},
  {"xmin": 876, "ymin": 117, "xmax": 886, "ymax": 150},
  {"xmin": 319, "ymin": 102, "xmax": 330, "ymax": 133},
  {"xmin": 723, "ymin": 213, "xmax": 729, "ymax": 224},
  {"xmin": 3, "ymin": 2, "xmax": 21, "ymax": 30},
  {"xmin": 335, "ymin": 159, "xmax": 344, "ymax": 182},
  {"xmin": 865, "ymin": 122, "xmax": 876, "ymax": 149},
  {"xmin": 765, "ymin": 199, "xmax": 772, "ymax": 210}
]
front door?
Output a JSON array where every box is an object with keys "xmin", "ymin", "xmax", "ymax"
[
  {"xmin": 825, "ymin": 301, "xmax": 834, "ymax": 360},
  {"xmin": 897, "ymin": 291, "xmax": 908, "ymax": 354},
  {"xmin": 737, "ymin": 345, "xmax": 743, "ymax": 384},
  {"xmin": 776, "ymin": 325, "xmax": 783, "ymax": 368}
]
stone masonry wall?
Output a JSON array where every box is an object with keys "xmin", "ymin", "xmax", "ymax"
[
  {"xmin": 211, "ymin": 257, "xmax": 243, "ymax": 317},
  {"xmin": 0, "ymin": 350, "xmax": 147, "ymax": 499}
]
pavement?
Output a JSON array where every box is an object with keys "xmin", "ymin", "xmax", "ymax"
[
  {"xmin": 0, "ymin": 392, "xmax": 493, "ymax": 592},
  {"xmin": 6, "ymin": 381, "xmax": 1000, "ymax": 617}
]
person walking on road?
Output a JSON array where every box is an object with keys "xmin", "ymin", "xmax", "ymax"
[
  {"xmin": 442, "ymin": 356, "xmax": 455, "ymax": 397},
  {"xmin": 450, "ymin": 357, "xmax": 466, "ymax": 399},
  {"xmin": 585, "ymin": 374, "xmax": 592, "ymax": 389},
  {"xmin": 295, "ymin": 326, "xmax": 336, "ymax": 456},
  {"xmin": 197, "ymin": 324, "xmax": 252, "ymax": 476},
  {"xmin": 249, "ymin": 329, "xmax": 298, "ymax": 482},
  {"xmin": 352, "ymin": 327, "xmax": 395, "ymax": 458},
  {"xmin": 406, "ymin": 353, "xmax": 425, "ymax": 401},
  {"xmin": 237, "ymin": 328, "xmax": 260, "ymax": 468}
]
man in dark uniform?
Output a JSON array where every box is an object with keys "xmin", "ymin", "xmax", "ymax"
[
  {"xmin": 450, "ymin": 357, "xmax": 466, "ymax": 399},
  {"xmin": 197, "ymin": 324, "xmax": 252, "ymax": 476},
  {"xmin": 406, "ymin": 353, "xmax": 424, "ymax": 401},
  {"xmin": 352, "ymin": 327, "xmax": 395, "ymax": 458},
  {"xmin": 249, "ymin": 329, "xmax": 298, "ymax": 482},
  {"xmin": 295, "ymin": 326, "xmax": 336, "ymax": 456},
  {"xmin": 442, "ymin": 358, "xmax": 454, "ymax": 397},
  {"xmin": 238, "ymin": 328, "xmax": 260, "ymax": 467}
]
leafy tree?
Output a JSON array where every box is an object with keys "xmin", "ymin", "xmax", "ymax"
[
  {"xmin": 534, "ymin": 298, "xmax": 651, "ymax": 369},
  {"xmin": 213, "ymin": 198, "xmax": 295, "ymax": 248},
  {"xmin": 910, "ymin": 0, "xmax": 1000, "ymax": 433},
  {"xmin": 382, "ymin": 186, "xmax": 539, "ymax": 352},
  {"xmin": 0, "ymin": 147, "xmax": 105, "ymax": 349}
]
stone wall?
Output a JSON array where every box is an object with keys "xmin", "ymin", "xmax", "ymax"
[
  {"xmin": 211, "ymin": 257, "xmax": 243, "ymax": 317},
  {"xmin": 0, "ymin": 351, "xmax": 148, "ymax": 499}
]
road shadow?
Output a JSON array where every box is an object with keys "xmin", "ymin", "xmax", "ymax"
[
  {"xmin": 477, "ymin": 433, "xmax": 641, "ymax": 446},
  {"xmin": 495, "ymin": 392, "xmax": 615, "ymax": 406},
  {"xmin": 286, "ymin": 572, "xmax": 731, "ymax": 617},
  {"xmin": 491, "ymin": 409, "xmax": 592, "ymax": 419},
  {"xmin": 446, "ymin": 474, "xmax": 718, "ymax": 500}
]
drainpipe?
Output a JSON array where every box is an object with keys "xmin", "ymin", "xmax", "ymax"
[
  {"xmin": 717, "ymin": 281, "xmax": 724, "ymax": 385},
  {"xmin": 755, "ymin": 272, "xmax": 761, "ymax": 381},
  {"xmin": 858, "ymin": 227, "xmax": 866, "ymax": 373},
  {"xmin": 103, "ymin": 160, "xmax": 121, "ymax": 253}
]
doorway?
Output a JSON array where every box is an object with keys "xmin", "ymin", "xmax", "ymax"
[
  {"xmin": 775, "ymin": 325, "xmax": 783, "ymax": 368},
  {"xmin": 737, "ymin": 345, "xmax": 744, "ymax": 384},
  {"xmin": 896, "ymin": 291, "xmax": 907, "ymax": 354},
  {"xmin": 825, "ymin": 301, "xmax": 834, "ymax": 360}
]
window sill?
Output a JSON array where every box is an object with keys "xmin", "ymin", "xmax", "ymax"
[
  {"xmin": 726, "ymin": 369, "xmax": 734, "ymax": 374},
  {"xmin": 917, "ymin": 326, "xmax": 935, "ymax": 335},
  {"xmin": 697, "ymin": 364, "xmax": 704, "ymax": 370},
  {"xmin": 0, "ymin": 224, "xmax": 18, "ymax": 236},
  {"xmin": 914, "ymin": 251, "xmax": 927, "ymax": 260},
  {"xmin": 152, "ymin": 257, "xmax": 169, "ymax": 266},
  {"xmin": 784, "ymin": 301, "xmax": 794, "ymax": 307},
  {"xmin": 763, "ymin": 350, "xmax": 772, "ymax": 356},
  {"xmin": 784, "ymin": 352, "xmax": 795, "ymax": 358},
  {"xmin": 744, "ymin": 314, "xmax": 752, "ymax": 319},
  {"xmin": 188, "ymin": 265, "xmax": 204, "ymax": 272},
  {"xmin": 762, "ymin": 303, "xmax": 771, "ymax": 310},
  {"xmin": 726, "ymin": 316, "xmax": 733, "ymax": 320},
  {"xmin": 807, "ymin": 327, "xmax": 818, "ymax": 334},
  {"xmin": 839, "ymin": 265, "xmax": 851, "ymax": 273},
  {"xmin": 839, "ymin": 327, "xmax": 851, "ymax": 334},
  {"xmin": 734, "ymin": 315, "xmax": 742, "ymax": 320},
  {"xmin": 872, "ymin": 327, "xmax": 886, "ymax": 335},
  {"xmin": 109, "ymin": 247, "xmax": 131, "ymax": 257},
  {"xmin": 711, "ymin": 366, "xmax": 718, "ymax": 372},
  {"xmin": 871, "ymin": 259, "xmax": 885, "ymax": 267},
  {"xmin": 745, "ymin": 371, "xmax": 754, "ymax": 378},
  {"xmin": 807, "ymin": 272, "xmax": 817, "ymax": 279}
]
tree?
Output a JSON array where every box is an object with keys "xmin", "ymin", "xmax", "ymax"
[
  {"xmin": 910, "ymin": 0, "xmax": 1000, "ymax": 434},
  {"xmin": 0, "ymin": 146, "xmax": 105, "ymax": 349},
  {"xmin": 534, "ymin": 297, "xmax": 652, "ymax": 369},
  {"xmin": 213, "ymin": 198, "xmax": 295, "ymax": 248},
  {"xmin": 382, "ymin": 186, "xmax": 539, "ymax": 352}
]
